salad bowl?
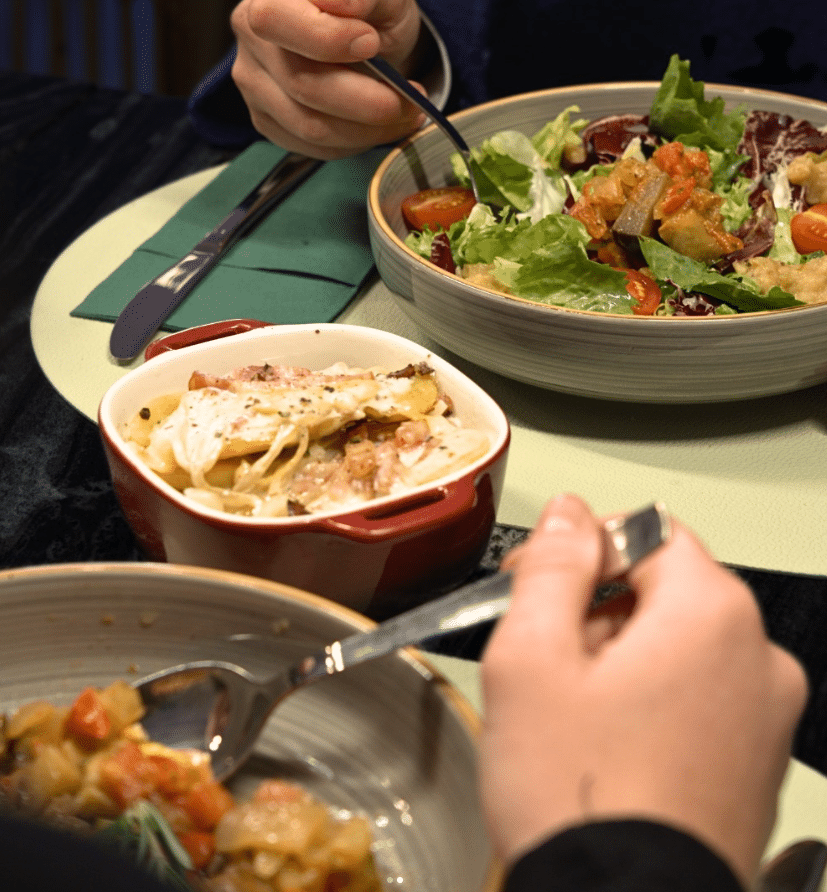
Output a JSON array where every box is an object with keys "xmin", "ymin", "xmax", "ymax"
[
  {"xmin": 368, "ymin": 80, "xmax": 827, "ymax": 403},
  {"xmin": 0, "ymin": 561, "xmax": 498, "ymax": 892}
]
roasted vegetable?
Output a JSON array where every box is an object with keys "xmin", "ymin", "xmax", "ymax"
[{"xmin": 612, "ymin": 170, "xmax": 671, "ymax": 249}]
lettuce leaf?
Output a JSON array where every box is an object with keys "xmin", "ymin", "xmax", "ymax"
[
  {"xmin": 450, "ymin": 107, "xmax": 587, "ymax": 221},
  {"xmin": 769, "ymin": 207, "xmax": 803, "ymax": 263},
  {"xmin": 487, "ymin": 216, "xmax": 635, "ymax": 313},
  {"xmin": 508, "ymin": 244, "xmax": 635, "ymax": 313},
  {"xmin": 462, "ymin": 212, "xmax": 588, "ymax": 266},
  {"xmin": 649, "ymin": 55, "xmax": 746, "ymax": 155},
  {"xmin": 639, "ymin": 237, "xmax": 802, "ymax": 311},
  {"xmin": 451, "ymin": 130, "xmax": 538, "ymax": 211},
  {"xmin": 531, "ymin": 105, "xmax": 589, "ymax": 168}
]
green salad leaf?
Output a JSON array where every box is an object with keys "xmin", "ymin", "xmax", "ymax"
[
  {"xmin": 452, "ymin": 130, "xmax": 538, "ymax": 211},
  {"xmin": 450, "ymin": 106, "xmax": 587, "ymax": 221},
  {"xmin": 639, "ymin": 237, "xmax": 802, "ymax": 312},
  {"xmin": 531, "ymin": 105, "xmax": 589, "ymax": 168},
  {"xmin": 649, "ymin": 54, "xmax": 747, "ymax": 154},
  {"xmin": 507, "ymin": 243, "xmax": 635, "ymax": 313},
  {"xmin": 769, "ymin": 207, "xmax": 804, "ymax": 263}
]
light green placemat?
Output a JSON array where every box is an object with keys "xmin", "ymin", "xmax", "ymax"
[{"xmin": 71, "ymin": 141, "xmax": 388, "ymax": 330}]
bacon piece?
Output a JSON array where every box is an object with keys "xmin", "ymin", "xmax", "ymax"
[{"xmin": 188, "ymin": 371, "xmax": 233, "ymax": 391}]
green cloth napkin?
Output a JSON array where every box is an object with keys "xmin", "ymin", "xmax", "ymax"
[{"xmin": 71, "ymin": 141, "xmax": 388, "ymax": 330}]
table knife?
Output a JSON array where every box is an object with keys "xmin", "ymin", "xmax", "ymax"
[{"xmin": 109, "ymin": 151, "xmax": 324, "ymax": 362}]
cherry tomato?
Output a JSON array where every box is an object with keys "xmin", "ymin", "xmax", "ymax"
[
  {"xmin": 623, "ymin": 269, "xmax": 662, "ymax": 315},
  {"xmin": 790, "ymin": 203, "xmax": 827, "ymax": 254},
  {"xmin": 401, "ymin": 187, "xmax": 476, "ymax": 231},
  {"xmin": 658, "ymin": 178, "xmax": 695, "ymax": 216},
  {"xmin": 65, "ymin": 687, "xmax": 111, "ymax": 747}
]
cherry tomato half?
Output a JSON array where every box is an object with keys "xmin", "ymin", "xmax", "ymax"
[
  {"xmin": 401, "ymin": 187, "xmax": 477, "ymax": 232},
  {"xmin": 623, "ymin": 269, "xmax": 662, "ymax": 315},
  {"xmin": 790, "ymin": 203, "xmax": 827, "ymax": 254}
]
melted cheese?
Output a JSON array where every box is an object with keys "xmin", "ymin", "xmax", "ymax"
[{"xmin": 124, "ymin": 362, "xmax": 488, "ymax": 518}]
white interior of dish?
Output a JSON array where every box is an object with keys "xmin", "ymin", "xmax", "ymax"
[{"xmin": 98, "ymin": 324, "xmax": 509, "ymax": 525}]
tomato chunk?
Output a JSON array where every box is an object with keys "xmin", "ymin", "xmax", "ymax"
[
  {"xmin": 177, "ymin": 830, "xmax": 216, "ymax": 871},
  {"xmin": 401, "ymin": 187, "xmax": 476, "ymax": 231},
  {"xmin": 150, "ymin": 754, "xmax": 200, "ymax": 798},
  {"xmin": 98, "ymin": 742, "xmax": 159, "ymax": 807},
  {"xmin": 658, "ymin": 178, "xmax": 695, "ymax": 215},
  {"xmin": 65, "ymin": 688, "xmax": 111, "ymax": 747},
  {"xmin": 176, "ymin": 780, "xmax": 234, "ymax": 830},
  {"xmin": 790, "ymin": 203, "xmax": 827, "ymax": 254},
  {"xmin": 623, "ymin": 269, "xmax": 662, "ymax": 315}
]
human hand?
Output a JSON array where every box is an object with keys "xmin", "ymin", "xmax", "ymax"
[
  {"xmin": 230, "ymin": 0, "xmax": 428, "ymax": 157},
  {"xmin": 479, "ymin": 494, "xmax": 807, "ymax": 887}
]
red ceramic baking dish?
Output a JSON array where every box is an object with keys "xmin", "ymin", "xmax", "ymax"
[{"xmin": 98, "ymin": 322, "xmax": 510, "ymax": 619}]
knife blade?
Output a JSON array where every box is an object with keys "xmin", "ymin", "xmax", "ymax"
[{"xmin": 109, "ymin": 151, "xmax": 324, "ymax": 362}]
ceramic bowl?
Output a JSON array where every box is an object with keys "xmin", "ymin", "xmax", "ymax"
[
  {"xmin": 98, "ymin": 322, "xmax": 510, "ymax": 619},
  {"xmin": 0, "ymin": 562, "xmax": 499, "ymax": 892},
  {"xmin": 368, "ymin": 82, "xmax": 827, "ymax": 403}
]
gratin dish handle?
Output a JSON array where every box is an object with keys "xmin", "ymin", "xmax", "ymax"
[
  {"xmin": 144, "ymin": 319, "xmax": 273, "ymax": 360},
  {"xmin": 317, "ymin": 477, "xmax": 479, "ymax": 542}
]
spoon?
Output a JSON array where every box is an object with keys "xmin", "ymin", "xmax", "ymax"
[
  {"xmin": 362, "ymin": 55, "xmax": 494, "ymax": 210},
  {"xmin": 759, "ymin": 840, "xmax": 827, "ymax": 892},
  {"xmin": 136, "ymin": 502, "xmax": 670, "ymax": 782}
]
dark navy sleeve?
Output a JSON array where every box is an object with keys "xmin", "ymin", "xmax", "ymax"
[
  {"xmin": 187, "ymin": 46, "xmax": 260, "ymax": 149},
  {"xmin": 505, "ymin": 820, "xmax": 744, "ymax": 892}
]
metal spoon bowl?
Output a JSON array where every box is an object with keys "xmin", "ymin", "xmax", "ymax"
[
  {"xmin": 759, "ymin": 840, "xmax": 827, "ymax": 892},
  {"xmin": 137, "ymin": 503, "xmax": 670, "ymax": 782}
]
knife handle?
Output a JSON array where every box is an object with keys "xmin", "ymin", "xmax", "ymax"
[{"xmin": 109, "ymin": 152, "xmax": 323, "ymax": 362}]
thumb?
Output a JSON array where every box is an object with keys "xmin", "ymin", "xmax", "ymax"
[{"xmin": 498, "ymin": 494, "xmax": 604, "ymax": 656}]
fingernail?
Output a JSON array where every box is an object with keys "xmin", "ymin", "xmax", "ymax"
[
  {"xmin": 540, "ymin": 494, "xmax": 579, "ymax": 534},
  {"xmin": 349, "ymin": 32, "xmax": 377, "ymax": 57}
]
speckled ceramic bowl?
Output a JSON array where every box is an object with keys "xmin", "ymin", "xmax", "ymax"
[
  {"xmin": 0, "ymin": 562, "xmax": 499, "ymax": 892},
  {"xmin": 368, "ymin": 82, "xmax": 827, "ymax": 403},
  {"xmin": 98, "ymin": 322, "xmax": 510, "ymax": 619}
]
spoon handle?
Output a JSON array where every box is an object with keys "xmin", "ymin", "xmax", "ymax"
[
  {"xmin": 362, "ymin": 56, "xmax": 471, "ymax": 154},
  {"xmin": 295, "ymin": 503, "xmax": 671, "ymax": 685}
]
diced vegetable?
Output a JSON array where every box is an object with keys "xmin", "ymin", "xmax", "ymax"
[
  {"xmin": 401, "ymin": 186, "xmax": 476, "ymax": 231},
  {"xmin": 2, "ymin": 684, "xmax": 383, "ymax": 892},
  {"xmin": 612, "ymin": 171, "xmax": 671, "ymax": 244},
  {"xmin": 65, "ymin": 688, "xmax": 112, "ymax": 747}
]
